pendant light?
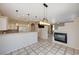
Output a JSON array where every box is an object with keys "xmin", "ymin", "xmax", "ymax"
[
  {"xmin": 43, "ymin": 3, "xmax": 48, "ymax": 23},
  {"xmin": 39, "ymin": 3, "xmax": 50, "ymax": 25}
]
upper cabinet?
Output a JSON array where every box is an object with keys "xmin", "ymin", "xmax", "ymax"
[{"xmin": 0, "ymin": 16, "xmax": 8, "ymax": 30}]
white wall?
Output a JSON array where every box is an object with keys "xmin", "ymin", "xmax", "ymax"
[
  {"xmin": 0, "ymin": 32, "xmax": 38, "ymax": 54},
  {"xmin": 0, "ymin": 17, "xmax": 8, "ymax": 30},
  {"xmin": 54, "ymin": 18, "xmax": 79, "ymax": 50}
]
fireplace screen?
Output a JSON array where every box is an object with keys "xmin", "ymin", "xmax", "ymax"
[{"xmin": 54, "ymin": 32, "xmax": 67, "ymax": 43}]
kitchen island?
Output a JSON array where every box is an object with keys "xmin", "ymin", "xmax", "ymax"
[{"xmin": 0, "ymin": 32, "xmax": 38, "ymax": 54}]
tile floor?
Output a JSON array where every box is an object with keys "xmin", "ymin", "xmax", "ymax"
[{"xmin": 6, "ymin": 39, "xmax": 79, "ymax": 55}]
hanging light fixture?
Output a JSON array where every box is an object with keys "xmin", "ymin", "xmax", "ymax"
[
  {"xmin": 39, "ymin": 3, "xmax": 50, "ymax": 25},
  {"xmin": 43, "ymin": 3, "xmax": 48, "ymax": 23},
  {"xmin": 39, "ymin": 21, "xmax": 50, "ymax": 25}
]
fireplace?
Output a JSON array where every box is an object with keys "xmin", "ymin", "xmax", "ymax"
[{"xmin": 54, "ymin": 32, "xmax": 67, "ymax": 43}]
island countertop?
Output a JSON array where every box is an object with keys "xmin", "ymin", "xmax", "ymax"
[{"xmin": 0, "ymin": 32, "xmax": 38, "ymax": 54}]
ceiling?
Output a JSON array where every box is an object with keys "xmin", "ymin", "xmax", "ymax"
[{"xmin": 0, "ymin": 3, "xmax": 79, "ymax": 23}]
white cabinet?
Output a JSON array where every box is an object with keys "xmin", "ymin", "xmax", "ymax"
[{"xmin": 0, "ymin": 16, "xmax": 8, "ymax": 30}]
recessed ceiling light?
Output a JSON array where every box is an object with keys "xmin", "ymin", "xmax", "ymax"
[
  {"xmin": 16, "ymin": 10, "xmax": 19, "ymax": 12},
  {"xmin": 35, "ymin": 16, "xmax": 37, "ymax": 18}
]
